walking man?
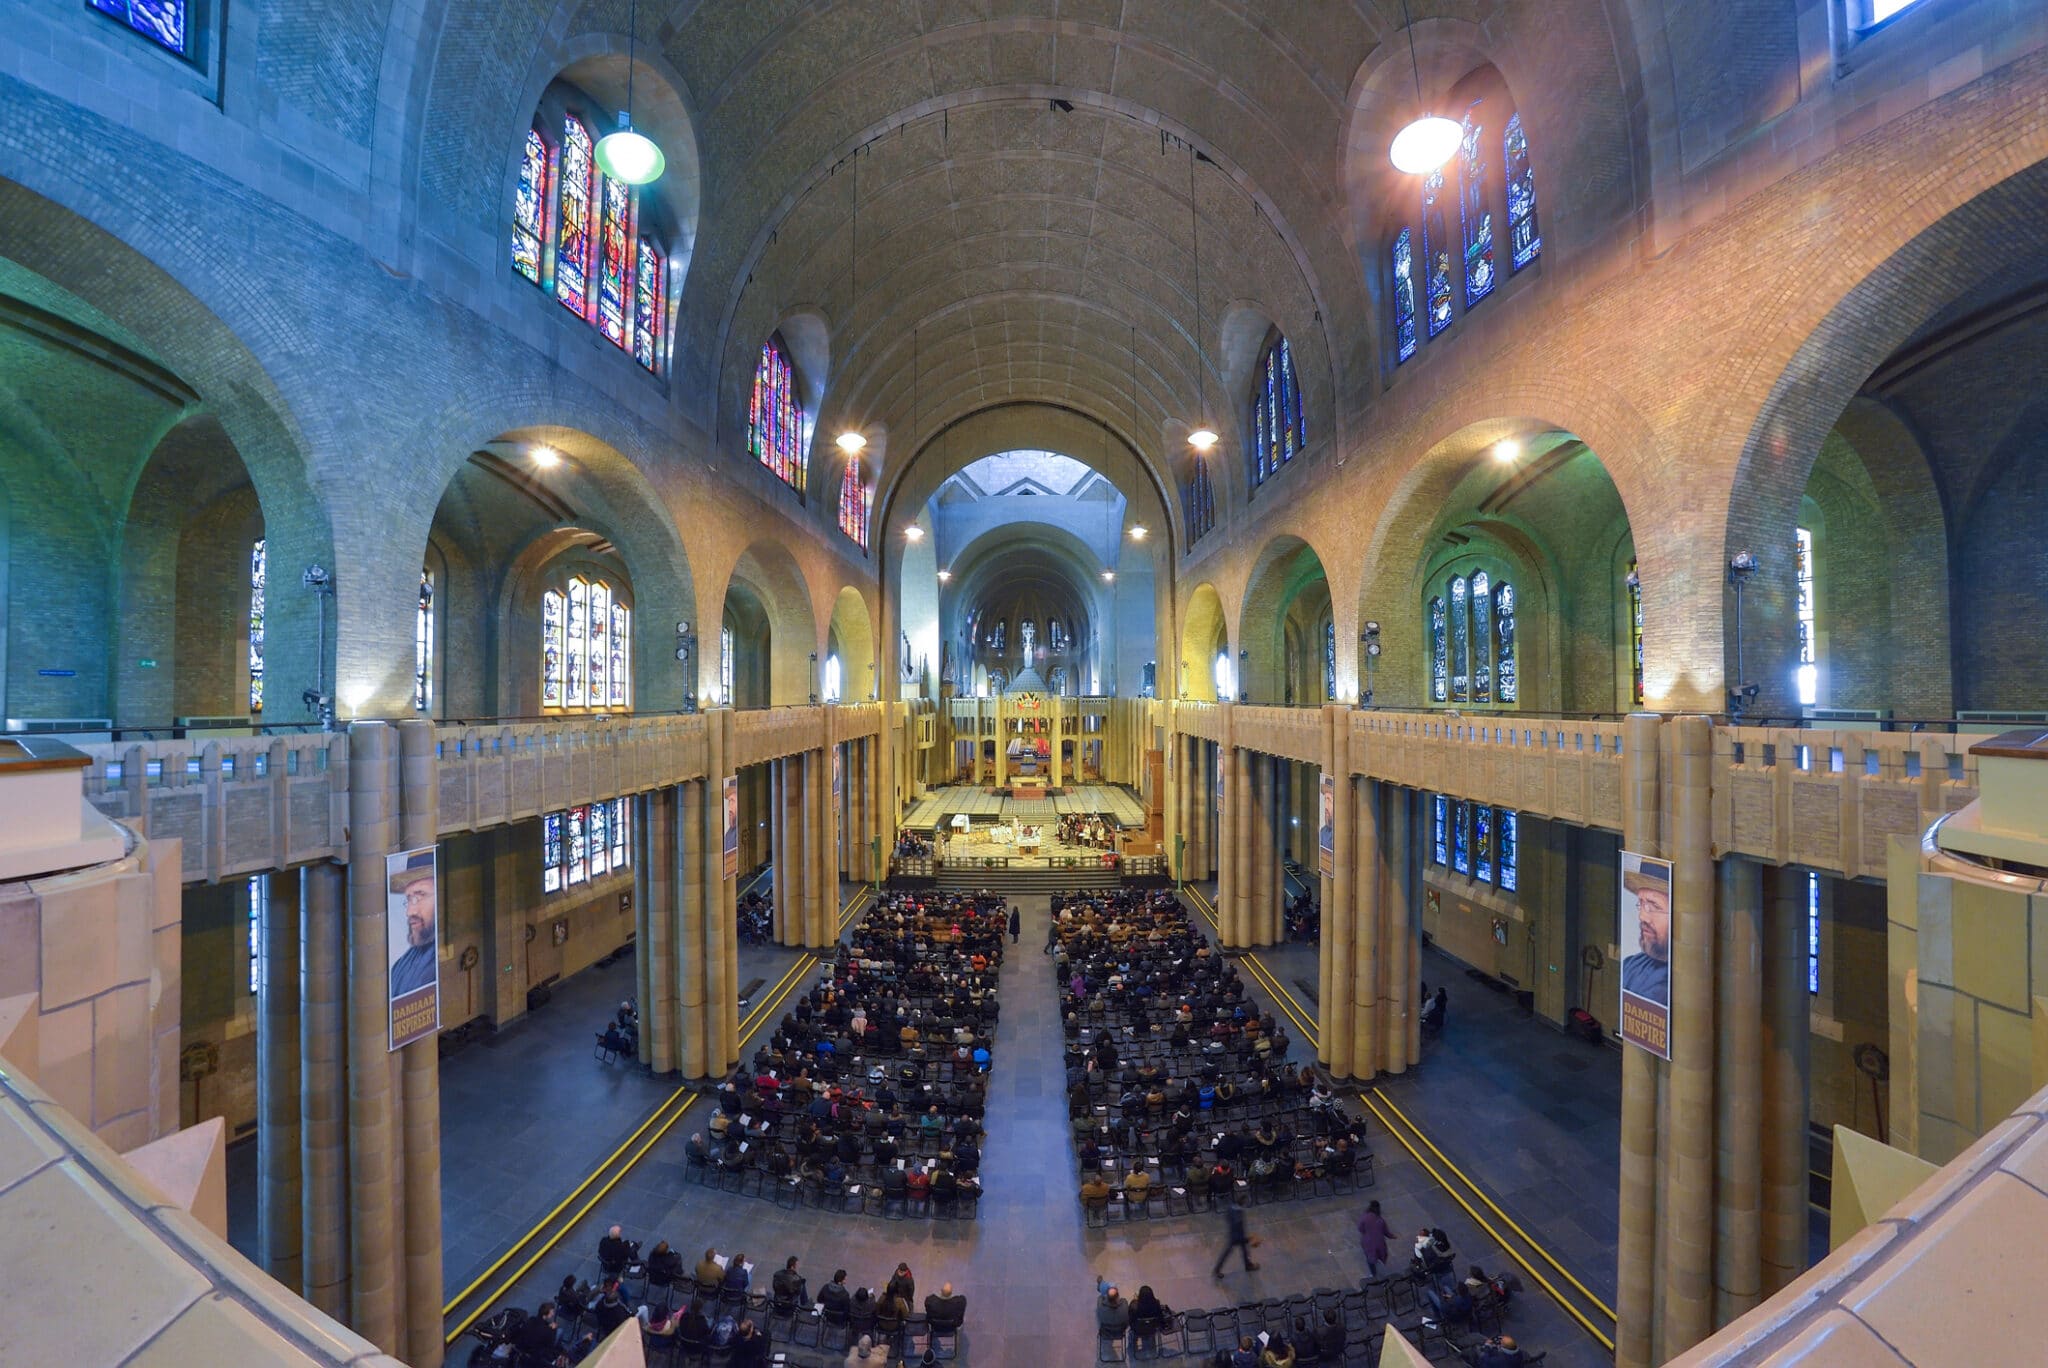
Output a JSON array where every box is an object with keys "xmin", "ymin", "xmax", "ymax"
[
  {"xmin": 1009, "ymin": 905, "xmax": 1021, "ymax": 945},
  {"xmin": 1212, "ymin": 1192, "xmax": 1260, "ymax": 1277}
]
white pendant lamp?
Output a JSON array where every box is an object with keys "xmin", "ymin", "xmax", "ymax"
[
  {"xmin": 1389, "ymin": 1, "xmax": 1459, "ymax": 176},
  {"xmin": 594, "ymin": 0, "xmax": 666, "ymax": 186}
]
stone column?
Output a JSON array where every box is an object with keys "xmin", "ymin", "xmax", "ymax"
[
  {"xmin": 1382, "ymin": 787, "xmax": 1414, "ymax": 1075},
  {"xmin": 678, "ymin": 778, "xmax": 709, "ymax": 1079},
  {"xmin": 1715, "ymin": 854, "xmax": 1764, "ymax": 1324},
  {"xmin": 1263, "ymin": 756, "xmax": 1284, "ymax": 945},
  {"xmin": 397, "ymin": 719, "xmax": 444, "ymax": 1368},
  {"xmin": 803, "ymin": 747, "xmax": 827, "ymax": 946},
  {"xmin": 1760, "ymin": 863, "xmax": 1813, "ymax": 1296},
  {"xmin": 1322, "ymin": 711, "xmax": 1353, "ymax": 1078},
  {"xmin": 300, "ymin": 859, "xmax": 348, "ymax": 1318},
  {"xmin": 1051, "ymin": 705, "xmax": 1063, "ymax": 788},
  {"xmin": 704, "ymin": 714, "xmax": 738, "ymax": 1073},
  {"xmin": 1229, "ymin": 745, "xmax": 1252, "ymax": 946},
  {"xmin": 637, "ymin": 788, "xmax": 679, "ymax": 1074},
  {"xmin": 1200, "ymin": 741, "xmax": 1216, "ymax": 881},
  {"xmin": 1616, "ymin": 712, "xmax": 1664, "ymax": 1368},
  {"xmin": 1664, "ymin": 715, "xmax": 1716, "ymax": 1354},
  {"xmin": 344, "ymin": 721, "xmax": 399, "ymax": 1353},
  {"xmin": 1351, "ymin": 778, "xmax": 1382, "ymax": 1080},
  {"xmin": 258, "ymin": 866, "xmax": 302, "ymax": 1290},
  {"xmin": 771, "ymin": 760, "xmax": 794, "ymax": 946}
]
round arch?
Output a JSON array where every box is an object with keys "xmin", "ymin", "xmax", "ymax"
[{"xmin": 1180, "ymin": 583, "xmax": 1233, "ymax": 703}]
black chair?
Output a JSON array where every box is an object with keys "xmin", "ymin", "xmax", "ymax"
[{"xmin": 1098, "ymin": 1325, "xmax": 1129, "ymax": 1362}]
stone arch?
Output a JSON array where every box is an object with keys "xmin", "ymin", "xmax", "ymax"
[
  {"xmin": 722, "ymin": 538, "xmax": 820, "ymax": 706},
  {"xmin": 493, "ymin": 525, "xmax": 639, "ymax": 719},
  {"xmin": 827, "ymin": 584, "xmax": 876, "ymax": 703},
  {"xmin": 1239, "ymin": 535, "xmax": 1336, "ymax": 706},
  {"xmin": 1180, "ymin": 583, "xmax": 1233, "ymax": 703}
]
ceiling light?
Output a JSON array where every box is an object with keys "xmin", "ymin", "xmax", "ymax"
[
  {"xmin": 1128, "ymin": 524, "xmax": 1148, "ymax": 540},
  {"xmin": 593, "ymin": 0, "xmax": 665, "ymax": 186},
  {"xmin": 904, "ymin": 525, "xmax": 925, "ymax": 542},
  {"xmin": 1102, "ymin": 571, "xmax": 1116, "ymax": 582},
  {"xmin": 1492, "ymin": 438, "xmax": 1521, "ymax": 463},
  {"xmin": 836, "ymin": 430, "xmax": 867, "ymax": 455},
  {"xmin": 936, "ymin": 569, "xmax": 951, "ymax": 582},
  {"xmin": 1188, "ymin": 427, "xmax": 1219, "ymax": 453},
  {"xmin": 1390, "ymin": 116, "xmax": 1462, "ymax": 175},
  {"xmin": 532, "ymin": 445, "xmax": 562, "ymax": 468}
]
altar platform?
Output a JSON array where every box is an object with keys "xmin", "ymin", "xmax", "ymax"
[{"xmin": 900, "ymin": 782, "xmax": 1148, "ymax": 833}]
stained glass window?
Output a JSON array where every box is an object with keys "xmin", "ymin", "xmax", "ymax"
[
  {"xmin": 1471, "ymin": 571, "xmax": 1493, "ymax": 703},
  {"xmin": 1795, "ymin": 527, "xmax": 1817, "ymax": 706},
  {"xmin": 513, "ymin": 126, "xmax": 551, "ymax": 284},
  {"xmin": 1392, "ymin": 228, "xmax": 1418, "ymax": 364},
  {"xmin": 539, "ymin": 799, "xmax": 634, "ymax": 891},
  {"xmin": 1498, "ymin": 810, "xmax": 1519, "ymax": 892},
  {"xmin": 596, "ymin": 176, "xmax": 632, "ymax": 348},
  {"xmin": 1460, "ymin": 102, "xmax": 1496, "ymax": 308},
  {"xmin": 1213, "ymin": 652, "xmax": 1231, "ymax": 701},
  {"xmin": 542, "ymin": 589, "xmax": 565, "ymax": 708},
  {"xmin": 838, "ymin": 457, "xmax": 872, "ymax": 548},
  {"xmin": 567, "ymin": 806, "xmax": 588, "ymax": 885},
  {"xmin": 750, "ymin": 335, "xmax": 807, "ymax": 492},
  {"xmin": 1627, "ymin": 560, "xmax": 1644, "ymax": 706},
  {"xmin": 633, "ymin": 240, "xmax": 664, "ymax": 373},
  {"xmin": 1429, "ymin": 596, "xmax": 1448, "ymax": 703},
  {"xmin": 89, "ymin": 0, "xmax": 188, "ymax": 57},
  {"xmin": 1186, "ymin": 456, "xmax": 1217, "ymax": 543},
  {"xmin": 1474, "ymin": 803, "xmax": 1494, "ymax": 883},
  {"xmin": 247, "ymin": 876, "xmax": 265, "ymax": 994},
  {"xmin": 1324, "ymin": 621, "xmax": 1337, "ymax": 701},
  {"xmin": 1449, "ymin": 576, "xmax": 1470, "ymax": 701},
  {"xmin": 1807, "ymin": 871, "xmax": 1821, "ymax": 994},
  {"xmin": 555, "ymin": 117, "xmax": 597, "ymax": 317},
  {"xmin": 544, "ymin": 576, "xmax": 630, "ymax": 712},
  {"xmin": 1451, "ymin": 799, "xmax": 1471, "ymax": 875},
  {"xmin": 588, "ymin": 800, "xmax": 610, "ymax": 879},
  {"xmin": 1495, "ymin": 581, "xmax": 1518, "ymax": 704},
  {"xmin": 1505, "ymin": 112, "xmax": 1540, "ymax": 272},
  {"xmin": 992, "ymin": 620, "xmax": 1007, "ymax": 653},
  {"xmin": 248, "ymin": 539, "xmax": 266, "ymax": 713},
  {"xmin": 543, "ymin": 813, "xmax": 565, "ymax": 892},
  {"xmin": 1422, "ymin": 170, "xmax": 1453, "ymax": 338},
  {"xmin": 1021, "ymin": 619, "xmax": 1037, "ymax": 659},
  {"xmin": 611, "ymin": 798, "xmax": 629, "ymax": 867},
  {"xmin": 415, "ymin": 569, "xmax": 434, "ymax": 712},
  {"xmin": 1432, "ymin": 794, "xmax": 1449, "ymax": 865},
  {"xmin": 1250, "ymin": 335, "xmax": 1305, "ymax": 487},
  {"xmin": 824, "ymin": 653, "xmax": 842, "ymax": 703},
  {"xmin": 720, "ymin": 625, "xmax": 735, "ymax": 706}
]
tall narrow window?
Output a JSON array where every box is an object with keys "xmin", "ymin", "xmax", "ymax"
[
  {"xmin": 1504, "ymin": 112, "xmax": 1540, "ymax": 271},
  {"xmin": 541, "ymin": 588, "xmax": 565, "ymax": 708},
  {"xmin": 1429, "ymin": 596, "xmax": 1448, "ymax": 702},
  {"xmin": 1627, "ymin": 559, "xmax": 1644, "ymax": 707},
  {"xmin": 610, "ymin": 797, "xmax": 629, "ymax": 867},
  {"xmin": 1422, "ymin": 170, "xmax": 1453, "ymax": 338},
  {"xmin": 1186, "ymin": 458, "xmax": 1216, "ymax": 543},
  {"xmin": 247, "ymin": 875, "xmax": 265, "ymax": 994},
  {"xmin": 248, "ymin": 538, "xmax": 266, "ymax": 713},
  {"xmin": 567, "ymin": 806, "xmax": 589, "ymax": 885},
  {"xmin": 1497, "ymin": 810, "xmax": 1519, "ymax": 892},
  {"xmin": 555, "ymin": 117, "xmax": 597, "ymax": 316},
  {"xmin": 1795, "ymin": 527, "xmax": 1817, "ymax": 705},
  {"xmin": 1494, "ymin": 581, "xmax": 1517, "ymax": 704},
  {"xmin": 838, "ymin": 457, "xmax": 872, "ymax": 548},
  {"xmin": 588, "ymin": 800, "xmax": 610, "ymax": 879},
  {"xmin": 1474, "ymin": 803, "xmax": 1494, "ymax": 883},
  {"xmin": 1323, "ymin": 621, "xmax": 1337, "ymax": 701},
  {"xmin": 565, "ymin": 578, "xmax": 588, "ymax": 706},
  {"xmin": 596, "ymin": 176, "xmax": 632, "ymax": 348},
  {"xmin": 633, "ymin": 240, "xmax": 665, "ymax": 373},
  {"xmin": 88, "ymin": 0, "xmax": 188, "ymax": 57},
  {"xmin": 720, "ymin": 625, "xmax": 735, "ymax": 707},
  {"xmin": 750, "ymin": 335, "xmax": 807, "ymax": 493},
  {"xmin": 1470, "ymin": 571, "xmax": 1493, "ymax": 703},
  {"xmin": 1448, "ymin": 575, "xmax": 1470, "ymax": 702},
  {"xmin": 543, "ymin": 813, "xmax": 565, "ymax": 892},
  {"xmin": 1807, "ymin": 871, "xmax": 1821, "ymax": 994},
  {"xmin": 1451, "ymin": 799, "xmax": 1471, "ymax": 875},
  {"xmin": 1250, "ymin": 335, "xmax": 1305, "ymax": 487},
  {"xmin": 513, "ymin": 126, "xmax": 552, "ymax": 284},
  {"xmin": 824, "ymin": 653, "xmax": 843, "ymax": 703},
  {"xmin": 608, "ymin": 597, "xmax": 629, "ymax": 709},
  {"xmin": 415, "ymin": 569, "xmax": 434, "ymax": 712},
  {"xmin": 1459, "ymin": 102, "xmax": 1496, "ymax": 308},
  {"xmin": 1392, "ymin": 228, "xmax": 1418, "ymax": 364},
  {"xmin": 1432, "ymin": 794, "xmax": 1449, "ymax": 865},
  {"xmin": 586, "ymin": 579, "xmax": 610, "ymax": 707},
  {"xmin": 1214, "ymin": 652, "xmax": 1231, "ymax": 700}
]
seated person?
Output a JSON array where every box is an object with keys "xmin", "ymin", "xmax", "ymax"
[
  {"xmin": 924, "ymin": 1282, "xmax": 967, "ymax": 1330},
  {"xmin": 1080, "ymin": 1173, "xmax": 1113, "ymax": 1211},
  {"xmin": 1096, "ymin": 1285, "xmax": 1131, "ymax": 1338},
  {"xmin": 1122, "ymin": 1167, "xmax": 1153, "ymax": 1206},
  {"xmin": 771, "ymin": 1255, "xmax": 807, "ymax": 1308},
  {"xmin": 676, "ymin": 1300, "xmax": 713, "ymax": 1345},
  {"xmin": 694, "ymin": 1248, "xmax": 726, "ymax": 1296},
  {"xmin": 597, "ymin": 1226, "xmax": 636, "ymax": 1278},
  {"xmin": 818, "ymin": 1269, "xmax": 853, "ymax": 1319},
  {"xmin": 1128, "ymin": 1285, "xmax": 1171, "ymax": 1352},
  {"xmin": 646, "ymin": 1240, "xmax": 683, "ymax": 1291},
  {"xmin": 512, "ymin": 1303, "xmax": 563, "ymax": 1364},
  {"xmin": 590, "ymin": 1282, "xmax": 635, "ymax": 1335},
  {"xmin": 1314, "ymin": 1309, "xmax": 1346, "ymax": 1360},
  {"xmin": 906, "ymin": 1163, "xmax": 932, "ymax": 1204},
  {"xmin": 1475, "ymin": 1335, "xmax": 1528, "ymax": 1367},
  {"xmin": 882, "ymin": 1164, "xmax": 909, "ymax": 1201}
]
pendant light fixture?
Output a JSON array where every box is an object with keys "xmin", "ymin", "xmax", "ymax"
[
  {"xmin": 836, "ymin": 149, "xmax": 868, "ymax": 457},
  {"xmin": 1184, "ymin": 146, "xmax": 1218, "ymax": 453},
  {"xmin": 594, "ymin": 0, "xmax": 666, "ymax": 185},
  {"xmin": 1388, "ymin": 0, "xmax": 1461, "ymax": 175}
]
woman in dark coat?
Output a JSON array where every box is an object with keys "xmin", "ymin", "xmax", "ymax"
[
  {"xmin": 1008, "ymin": 906, "xmax": 1021, "ymax": 943},
  {"xmin": 1356, "ymin": 1199, "xmax": 1392, "ymax": 1277}
]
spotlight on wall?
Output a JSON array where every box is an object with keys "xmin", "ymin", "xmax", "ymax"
[
  {"xmin": 532, "ymin": 444, "xmax": 562, "ymax": 468},
  {"xmin": 1727, "ymin": 552, "xmax": 1761, "ymax": 719},
  {"xmin": 904, "ymin": 525, "xmax": 925, "ymax": 542},
  {"xmin": 1128, "ymin": 524, "xmax": 1148, "ymax": 540},
  {"xmin": 1492, "ymin": 438, "xmax": 1521, "ymax": 464},
  {"xmin": 1359, "ymin": 620, "xmax": 1382, "ymax": 710},
  {"xmin": 836, "ymin": 430, "xmax": 868, "ymax": 455}
]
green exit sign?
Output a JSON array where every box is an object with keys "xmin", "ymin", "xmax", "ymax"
[{"xmin": 139, "ymin": 658, "xmax": 158, "ymax": 669}]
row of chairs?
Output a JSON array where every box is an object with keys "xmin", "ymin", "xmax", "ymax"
[
  {"xmin": 687, "ymin": 1147, "xmax": 986, "ymax": 1223},
  {"xmin": 1093, "ymin": 1281, "xmax": 1545, "ymax": 1365},
  {"xmin": 1080, "ymin": 1159, "xmax": 1373, "ymax": 1225}
]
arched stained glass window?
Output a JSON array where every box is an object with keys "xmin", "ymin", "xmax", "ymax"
[
  {"xmin": 1474, "ymin": 803, "xmax": 1494, "ymax": 883},
  {"xmin": 89, "ymin": 0, "xmax": 188, "ymax": 56},
  {"xmin": 634, "ymin": 241, "xmax": 665, "ymax": 373},
  {"xmin": 1324, "ymin": 620, "xmax": 1337, "ymax": 701},
  {"xmin": 415, "ymin": 569, "xmax": 434, "ymax": 712},
  {"xmin": 1432, "ymin": 794, "xmax": 1449, "ymax": 864},
  {"xmin": 1498, "ymin": 810, "xmax": 1519, "ymax": 891},
  {"xmin": 248, "ymin": 538, "xmax": 266, "ymax": 714},
  {"xmin": 720, "ymin": 625, "xmax": 735, "ymax": 707},
  {"xmin": 1021, "ymin": 619, "xmax": 1036, "ymax": 659},
  {"xmin": 567, "ymin": 805, "xmax": 589, "ymax": 884},
  {"xmin": 1451, "ymin": 798, "xmax": 1471, "ymax": 875},
  {"xmin": 1627, "ymin": 560, "xmax": 1644, "ymax": 706},
  {"xmin": 838, "ymin": 457, "xmax": 872, "ymax": 548},
  {"xmin": 1495, "ymin": 580, "xmax": 1517, "ymax": 704},
  {"xmin": 543, "ymin": 575, "xmax": 631, "ymax": 713},
  {"xmin": 1460, "ymin": 103, "xmax": 1496, "ymax": 308},
  {"xmin": 1250, "ymin": 335, "xmax": 1305, "ymax": 487},
  {"xmin": 1422, "ymin": 169, "xmax": 1453, "ymax": 338},
  {"xmin": 555, "ymin": 117, "xmax": 597, "ymax": 316},
  {"xmin": 750, "ymin": 335, "xmax": 806, "ymax": 492},
  {"xmin": 1392, "ymin": 228, "xmax": 1418, "ymax": 364},
  {"xmin": 543, "ymin": 813, "xmax": 565, "ymax": 893},
  {"xmin": 1796, "ymin": 527, "xmax": 1818, "ymax": 705},
  {"xmin": 1429, "ymin": 595, "xmax": 1448, "ymax": 702},
  {"xmin": 1448, "ymin": 575, "xmax": 1470, "ymax": 700},
  {"xmin": 1505, "ymin": 113, "xmax": 1540, "ymax": 272},
  {"xmin": 992, "ymin": 620, "xmax": 1007, "ymax": 653},
  {"xmin": 588, "ymin": 800, "xmax": 610, "ymax": 879},
  {"xmin": 1481, "ymin": 577, "xmax": 1502, "ymax": 702},
  {"xmin": 596, "ymin": 176, "xmax": 632, "ymax": 347},
  {"xmin": 1186, "ymin": 457, "xmax": 1217, "ymax": 543},
  {"xmin": 513, "ymin": 126, "xmax": 551, "ymax": 284}
]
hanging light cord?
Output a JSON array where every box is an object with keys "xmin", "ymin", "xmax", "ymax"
[
  {"xmin": 625, "ymin": 0, "xmax": 637, "ymax": 119},
  {"xmin": 1400, "ymin": 0, "xmax": 1424, "ymax": 112},
  {"xmin": 1187, "ymin": 144, "xmax": 1205, "ymax": 425}
]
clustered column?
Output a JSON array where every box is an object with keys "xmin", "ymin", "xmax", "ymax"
[{"xmin": 257, "ymin": 865, "xmax": 302, "ymax": 1292}]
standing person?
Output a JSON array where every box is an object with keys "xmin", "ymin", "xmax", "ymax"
[
  {"xmin": 1212, "ymin": 1192, "xmax": 1260, "ymax": 1277},
  {"xmin": 1357, "ymin": 1199, "xmax": 1392, "ymax": 1277},
  {"xmin": 1008, "ymin": 904, "xmax": 1021, "ymax": 944}
]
